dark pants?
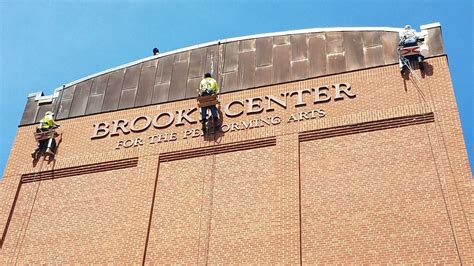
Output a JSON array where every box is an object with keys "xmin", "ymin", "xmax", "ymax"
[
  {"xmin": 200, "ymin": 91, "xmax": 219, "ymax": 125},
  {"xmin": 201, "ymin": 106, "xmax": 218, "ymax": 123},
  {"xmin": 402, "ymin": 38, "xmax": 417, "ymax": 47}
]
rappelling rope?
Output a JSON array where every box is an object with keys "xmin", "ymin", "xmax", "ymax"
[
  {"xmin": 203, "ymin": 43, "xmax": 222, "ymax": 265},
  {"xmin": 8, "ymin": 157, "xmax": 45, "ymax": 265},
  {"xmin": 399, "ymin": 54, "xmax": 464, "ymax": 262},
  {"xmin": 196, "ymin": 41, "xmax": 222, "ymax": 264},
  {"xmin": 203, "ymin": 132, "xmax": 218, "ymax": 266},
  {"xmin": 205, "ymin": 42, "xmax": 221, "ymax": 265},
  {"xmin": 422, "ymin": 66, "xmax": 469, "ymax": 261},
  {"xmin": 8, "ymin": 86, "xmax": 64, "ymax": 264},
  {"xmin": 398, "ymin": 48, "xmax": 422, "ymax": 85}
]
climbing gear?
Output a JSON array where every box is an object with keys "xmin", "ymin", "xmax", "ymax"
[
  {"xmin": 34, "ymin": 128, "xmax": 57, "ymax": 142},
  {"xmin": 398, "ymin": 25, "xmax": 429, "ymax": 81},
  {"xmin": 197, "ymin": 94, "xmax": 220, "ymax": 108},
  {"xmin": 45, "ymin": 148, "xmax": 55, "ymax": 156},
  {"xmin": 400, "ymin": 56, "xmax": 423, "ymax": 86},
  {"xmin": 32, "ymin": 127, "xmax": 59, "ymax": 158}
]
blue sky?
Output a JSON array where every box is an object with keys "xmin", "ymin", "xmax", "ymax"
[{"xmin": 0, "ymin": 0, "xmax": 472, "ymax": 177}]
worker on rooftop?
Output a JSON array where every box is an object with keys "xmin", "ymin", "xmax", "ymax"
[
  {"xmin": 31, "ymin": 111, "xmax": 59, "ymax": 157},
  {"xmin": 198, "ymin": 73, "xmax": 220, "ymax": 133},
  {"xmin": 153, "ymin": 48, "xmax": 160, "ymax": 56}
]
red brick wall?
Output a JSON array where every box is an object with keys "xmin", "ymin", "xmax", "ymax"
[
  {"xmin": 146, "ymin": 156, "xmax": 205, "ymax": 263},
  {"xmin": 1, "ymin": 56, "xmax": 472, "ymax": 264},
  {"xmin": 301, "ymin": 125, "xmax": 460, "ymax": 263},
  {"xmin": 0, "ymin": 160, "xmax": 156, "ymax": 264}
]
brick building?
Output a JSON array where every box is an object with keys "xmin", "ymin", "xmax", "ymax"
[{"xmin": 1, "ymin": 23, "xmax": 473, "ymax": 264}]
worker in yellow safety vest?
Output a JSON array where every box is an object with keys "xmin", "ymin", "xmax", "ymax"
[
  {"xmin": 198, "ymin": 73, "xmax": 220, "ymax": 132},
  {"xmin": 31, "ymin": 111, "xmax": 60, "ymax": 157}
]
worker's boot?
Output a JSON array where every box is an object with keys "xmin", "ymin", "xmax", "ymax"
[
  {"xmin": 31, "ymin": 149, "xmax": 38, "ymax": 158},
  {"xmin": 45, "ymin": 148, "xmax": 55, "ymax": 156},
  {"xmin": 401, "ymin": 66, "xmax": 409, "ymax": 77},
  {"xmin": 418, "ymin": 58, "xmax": 425, "ymax": 73}
]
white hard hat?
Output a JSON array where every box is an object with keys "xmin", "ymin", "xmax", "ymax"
[
  {"xmin": 45, "ymin": 111, "xmax": 54, "ymax": 116},
  {"xmin": 404, "ymin": 25, "xmax": 412, "ymax": 30}
]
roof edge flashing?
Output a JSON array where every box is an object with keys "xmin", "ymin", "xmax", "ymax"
[
  {"xmin": 420, "ymin": 22, "xmax": 441, "ymax": 30},
  {"xmin": 220, "ymin": 26, "xmax": 404, "ymax": 44},
  {"xmin": 27, "ymin": 92, "xmax": 44, "ymax": 98},
  {"xmin": 31, "ymin": 23, "xmax": 442, "ymax": 104},
  {"xmin": 39, "ymin": 25, "xmax": 411, "ymax": 95},
  {"xmin": 28, "ymin": 91, "xmax": 58, "ymax": 103}
]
